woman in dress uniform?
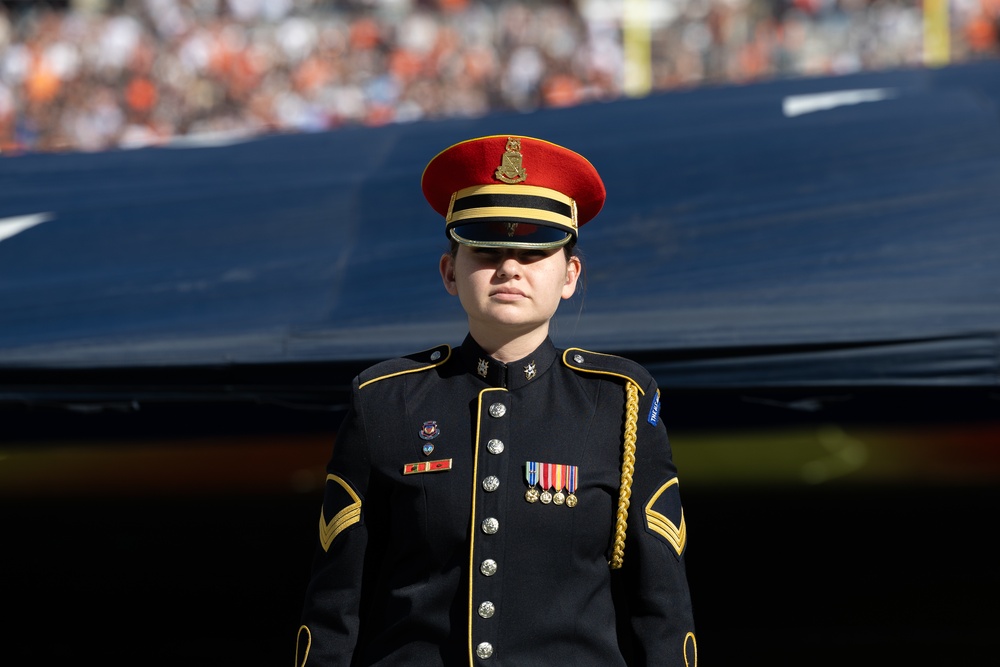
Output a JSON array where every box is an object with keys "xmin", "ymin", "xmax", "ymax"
[{"xmin": 296, "ymin": 135, "xmax": 697, "ymax": 667}]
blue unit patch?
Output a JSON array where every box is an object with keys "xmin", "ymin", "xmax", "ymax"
[{"xmin": 647, "ymin": 389, "xmax": 661, "ymax": 426}]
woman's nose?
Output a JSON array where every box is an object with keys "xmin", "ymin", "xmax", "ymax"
[{"xmin": 496, "ymin": 252, "xmax": 521, "ymax": 277}]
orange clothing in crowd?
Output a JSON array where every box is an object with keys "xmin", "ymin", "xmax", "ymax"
[
  {"xmin": 966, "ymin": 11, "xmax": 999, "ymax": 53},
  {"xmin": 126, "ymin": 77, "xmax": 158, "ymax": 114},
  {"xmin": 542, "ymin": 74, "xmax": 583, "ymax": 107},
  {"xmin": 26, "ymin": 62, "xmax": 61, "ymax": 104}
]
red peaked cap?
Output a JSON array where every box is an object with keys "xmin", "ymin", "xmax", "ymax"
[{"xmin": 421, "ymin": 135, "xmax": 606, "ymax": 249}]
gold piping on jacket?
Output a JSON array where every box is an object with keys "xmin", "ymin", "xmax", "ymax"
[
  {"xmin": 358, "ymin": 346, "xmax": 451, "ymax": 389},
  {"xmin": 295, "ymin": 625, "xmax": 311, "ymax": 667},
  {"xmin": 561, "ymin": 348, "xmax": 647, "ymax": 395},
  {"xmin": 685, "ymin": 631, "xmax": 698, "ymax": 666},
  {"xmin": 468, "ymin": 387, "xmax": 507, "ymax": 665}
]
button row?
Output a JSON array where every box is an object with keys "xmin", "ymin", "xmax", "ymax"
[{"xmin": 478, "ymin": 410, "xmax": 506, "ymax": 660}]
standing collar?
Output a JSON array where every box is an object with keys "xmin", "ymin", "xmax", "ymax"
[{"xmin": 459, "ymin": 334, "xmax": 559, "ymax": 390}]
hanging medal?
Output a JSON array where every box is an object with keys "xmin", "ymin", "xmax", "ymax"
[
  {"xmin": 524, "ymin": 461, "xmax": 540, "ymax": 503},
  {"xmin": 539, "ymin": 462, "xmax": 553, "ymax": 504},
  {"xmin": 565, "ymin": 465, "xmax": 579, "ymax": 507},
  {"xmin": 552, "ymin": 464, "xmax": 566, "ymax": 505}
]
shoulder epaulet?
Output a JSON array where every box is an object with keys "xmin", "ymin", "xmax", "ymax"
[
  {"xmin": 358, "ymin": 344, "xmax": 451, "ymax": 389},
  {"xmin": 561, "ymin": 347, "xmax": 651, "ymax": 395}
]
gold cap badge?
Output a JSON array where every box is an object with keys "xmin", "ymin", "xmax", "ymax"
[{"xmin": 494, "ymin": 137, "xmax": 527, "ymax": 184}]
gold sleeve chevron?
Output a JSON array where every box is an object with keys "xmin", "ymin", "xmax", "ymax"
[
  {"xmin": 644, "ymin": 477, "xmax": 687, "ymax": 556},
  {"xmin": 319, "ymin": 474, "xmax": 362, "ymax": 552}
]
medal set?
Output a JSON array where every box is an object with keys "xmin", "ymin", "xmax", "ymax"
[{"xmin": 524, "ymin": 462, "xmax": 578, "ymax": 507}]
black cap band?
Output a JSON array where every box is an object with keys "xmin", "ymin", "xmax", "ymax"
[{"xmin": 445, "ymin": 184, "xmax": 577, "ymax": 248}]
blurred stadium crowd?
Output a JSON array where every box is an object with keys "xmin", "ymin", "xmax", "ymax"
[{"xmin": 0, "ymin": 0, "xmax": 998, "ymax": 154}]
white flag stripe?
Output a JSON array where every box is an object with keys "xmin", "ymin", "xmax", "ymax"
[
  {"xmin": 782, "ymin": 88, "xmax": 896, "ymax": 118},
  {"xmin": 0, "ymin": 212, "xmax": 55, "ymax": 243}
]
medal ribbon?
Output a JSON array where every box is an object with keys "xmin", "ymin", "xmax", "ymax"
[
  {"xmin": 540, "ymin": 462, "xmax": 553, "ymax": 492},
  {"xmin": 553, "ymin": 464, "xmax": 565, "ymax": 494},
  {"xmin": 567, "ymin": 465, "xmax": 578, "ymax": 494},
  {"xmin": 525, "ymin": 461, "xmax": 538, "ymax": 486}
]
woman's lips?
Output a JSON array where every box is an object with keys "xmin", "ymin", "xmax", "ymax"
[{"xmin": 490, "ymin": 288, "xmax": 526, "ymax": 300}]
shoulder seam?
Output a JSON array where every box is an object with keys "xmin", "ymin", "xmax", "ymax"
[
  {"xmin": 358, "ymin": 345, "xmax": 452, "ymax": 389},
  {"xmin": 561, "ymin": 347, "xmax": 647, "ymax": 396}
]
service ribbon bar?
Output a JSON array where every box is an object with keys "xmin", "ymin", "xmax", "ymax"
[{"xmin": 403, "ymin": 458, "xmax": 454, "ymax": 475}]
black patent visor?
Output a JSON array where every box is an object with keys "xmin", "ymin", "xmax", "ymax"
[{"xmin": 448, "ymin": 220, "xmax": 573, "ymax": 248}]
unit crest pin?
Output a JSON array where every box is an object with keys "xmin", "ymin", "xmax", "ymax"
[
  {"xmin": 419, "ymin": 420, "xmax": 440, "ymax": 440},
  {"xmin": 419, "ymin": 420, "xmax": 440, "ymax": 455}
]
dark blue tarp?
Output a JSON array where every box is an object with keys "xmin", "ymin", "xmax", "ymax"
[{"xmin": 2, "ymin": 60, "xmax": 1000, "ymax": 393}]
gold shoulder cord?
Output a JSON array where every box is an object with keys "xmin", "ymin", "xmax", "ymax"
[{"xmin": 610, "ymin": 381, "xmax": 639, "ymax": 569}]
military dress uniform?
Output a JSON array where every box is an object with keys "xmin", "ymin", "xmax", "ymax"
[{"xmin": 296, "ymin": 135, "xmax": 696, "ymax": 666}]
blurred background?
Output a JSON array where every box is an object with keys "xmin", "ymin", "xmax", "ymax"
[
  {"xmin": 1, "ymin": 0, "xmax": 998, "ymax": 153},
  {"xmin": 2, "ymin": 0, "xmax": 1000, "ymax": 665}
]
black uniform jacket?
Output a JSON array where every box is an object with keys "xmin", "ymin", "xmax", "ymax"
[{"xmin": 297, "ymin": 335, "xmax": 696, "ymax": 667}]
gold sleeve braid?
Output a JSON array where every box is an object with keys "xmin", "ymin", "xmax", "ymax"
[{"xmin": 609, "ymin": 380, "xmax": 639, "ymax": 569}]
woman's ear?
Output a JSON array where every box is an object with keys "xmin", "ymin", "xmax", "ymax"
[
  {"xmin": 561, "ymin": 254, "xmax": 581, "ymax": 299},
  {"xmin": 440, "ymin": 253, "xmax": 459, "ymax": 296}
]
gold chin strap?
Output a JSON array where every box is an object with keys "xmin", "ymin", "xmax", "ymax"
[{"xmin": 610, "ymin": 381, "xmax": 639, "ymax": 569}]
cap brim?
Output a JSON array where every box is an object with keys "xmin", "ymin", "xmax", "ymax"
[{"xmin": 448, "ymin": 220, "xmax": 574, "ymax": 249}]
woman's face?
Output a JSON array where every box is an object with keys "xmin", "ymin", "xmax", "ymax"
[{"xmin": 440, "ymin": 245, "xmax": 581, "ymax": 337}]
